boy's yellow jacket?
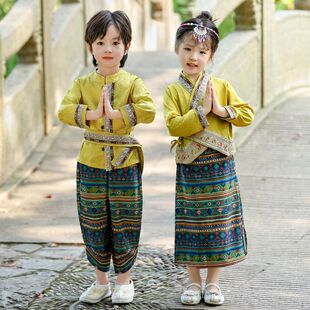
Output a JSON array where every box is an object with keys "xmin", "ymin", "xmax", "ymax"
[
  {"xmin": 58, "ymin": 69, "xmax": 156, "ymax": 171},
  {"xmin": 163, "ymin": 72, "xmax": 254, "ymax": 163}
]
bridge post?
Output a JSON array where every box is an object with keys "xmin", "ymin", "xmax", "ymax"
[
  {"xmin": 41, "ymin": 0, "xmax": 56, "ymax": 134},
  {"xmin": 0, "ymin": 39, "xmax": 3, "ymax": 184},
  {"xmin": 261, "ymin": 0, "xmax": 275, "ymax": 108}
]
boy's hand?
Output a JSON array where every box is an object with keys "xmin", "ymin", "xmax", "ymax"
[
  {"xmin": 103, "ymin": 85, "xmax": 123, "ymax": 120},
  {"xmin": 85, "ymin": 86, "xmax": 105, "ymax": 120},
  {"xmin": 103, "ymin": 85, "xmax": 113, "ymax": 118}
]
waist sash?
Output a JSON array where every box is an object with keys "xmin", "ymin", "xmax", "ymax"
[{"xmin": 84, "ymin": 131, "xmax": 143, "ymax": 171}]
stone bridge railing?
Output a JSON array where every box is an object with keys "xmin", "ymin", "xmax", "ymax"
[{"xmin": 0, "ymin": 0, "xmax": 175, "ymax": 186}]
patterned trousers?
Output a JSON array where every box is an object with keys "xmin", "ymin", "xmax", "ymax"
[{"xmin": 76, "ymin": 162, "xmax": 142, "ymax": 273}]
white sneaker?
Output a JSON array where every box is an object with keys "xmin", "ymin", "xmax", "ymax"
[
  {"xmin": 79, "ymin": 281, "xmax": 111, "ymax": 304},
  {"xmin": 204, "ymin": 283, "xmax": 224, "ymax": 305},
  {"xmin": 112, "ymin": 280, "xmax": 134, "ymax": 304},
  {"xmin": 181, "ymin": 283, "xmax": 202, "ymax": 305}
]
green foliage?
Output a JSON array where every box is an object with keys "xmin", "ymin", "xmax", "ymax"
[
  {"xmin": 0, "ymin": 0, "xmax": 18, "ymax": 78},
  {"xmin": 275, "ymin": 0, "xmax": 295, "ymax": 10},
  {"xmin": 0, "ymin": 0, "xmax": 16, "ymax": 20},
  {"xmin": 173, "ymin": 0, "xmax": 193, "ymax": 22},
  {"xmin": 218, "ymin": 13, "xmax": 235, "ymax": 39},
  {"xmin": 54, "ymin": 0, "xmax": 62, "ymax": 12},
  {"xmin": 4, "ymin": 54, "xmax": 19, "ymax": 78}
]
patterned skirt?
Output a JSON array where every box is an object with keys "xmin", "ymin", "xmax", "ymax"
[{"xmin": 175, "ymin": 148, "xmax": 247, "ymax": 267}]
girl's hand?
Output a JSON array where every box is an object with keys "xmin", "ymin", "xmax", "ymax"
[
  {"xmin": 203, "ymin": 80, "xmax": 213, "ymax": 114},
  {"xmin": 210, "ymin": 80, "xmax": 229, "ymax": 118},
  {"xmin": 103, "ymin": 85, "xmax": 123, "ymax": 120},
  {"xmin": 86, "ymin": 87, "xmax": 105, "ymax": 120}
]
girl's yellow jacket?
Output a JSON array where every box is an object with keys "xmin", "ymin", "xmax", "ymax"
[
  {"xmin": 58, "ymin": 69, "xmax": 156, "ymax": 170},
  {"xmin": 163, "ymin": 72, "xmax": 254, "ymax": 163}
]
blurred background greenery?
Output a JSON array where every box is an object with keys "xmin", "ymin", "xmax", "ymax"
[
  {"xmin": 173, "ymin": 0, "xmax": 295, "ymax": 39},
  {"xmin": 275, "ymin": 0, "xmax": 295, "ymax": 10},
  {"xmin": 0, "ymin": 0, "xmax": 17, "ymax": 78}
]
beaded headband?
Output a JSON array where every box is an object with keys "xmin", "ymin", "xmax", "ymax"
[{"xmin": 180, "ymin": 22, "xmax": 219, "ymax": 43}]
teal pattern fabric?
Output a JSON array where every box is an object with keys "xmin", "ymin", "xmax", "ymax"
[
  {"xmin": 76, "ymin": 162, "xmax": 142, "ymax": 273},
  {"xmin": 175, "ymin": 148, "xmax": 247, "ymax": 267}
]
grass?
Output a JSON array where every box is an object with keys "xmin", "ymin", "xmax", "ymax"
[{"xmin": 218, "ymin": 13, "xmax": 235, "ymax": 39}]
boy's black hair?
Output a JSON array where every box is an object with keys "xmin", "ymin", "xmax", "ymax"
[
  {"xmin": 175, "ymin": 11, "xmax": 219, "ymax": 56},
  {"xmin": 85, "ymin": 10, "xmax": 132, "ymax": 68}
]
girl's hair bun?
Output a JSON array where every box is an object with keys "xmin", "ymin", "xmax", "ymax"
[{"xmin": 197, "ymin": 11, "xmax": 213, "ymax": 22}]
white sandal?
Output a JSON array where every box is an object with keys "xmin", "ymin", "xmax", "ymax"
[
  {"xmin": 181, "ymin": 283, "xmax": 202, "ymax": 305},
  {"xmin": 204, "ymin": 283, "xmax": 224, "ymax": 305}
]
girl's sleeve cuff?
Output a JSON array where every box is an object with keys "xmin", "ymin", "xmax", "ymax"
[{"xmin": 221, "ymin": 106, "xmax": 236, "ymax": 121}]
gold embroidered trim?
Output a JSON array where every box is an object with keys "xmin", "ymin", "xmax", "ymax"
[
  {"xmin": 104, "ymin": 83, "xmax": 114, "ymax": 133},
  {"xmin": 178, "ymin": 73, "xmax": 209, "ymax": 109},
  {"xmin": 123, "ymin": 104, "xmax": 137, "ymax": 127},
  {"xmin": 75, "ymin": 105, "xmax": 84, "ymax": 128},
  {"xmin": 178, "ymin": 75, "xmax": 193, "ymax": 93},
  {"xmin": 175, "ymin": 130, "xmax": 235, "ymax": 164},
  {"xmin": 222, "ymin": 106, "xmax": 236, "ymax": 121},
  {"xmin": 84, "ymin": 132, "xmax": 141, "ymax": 171},
  {"xmin": 84, "ymin": 131, "xmax": 140, "ymax": 145},
  {"xmin": 195, "ymin": 106, "xmax": 208, "ymax": 128},
  {"xmin": 114, "ymin": 147, "xmax": 132, "ymax": 167},
  {"xmin": 105, "ymin": 146, "xmax": 113, "ymax": 171},
  {"xmin": 191, "ymin": 74, "xmax": 208, "ymax": 109},
  {"xmin": 179, "ymin": 73, "xmax": 209, "ymax": 129}
]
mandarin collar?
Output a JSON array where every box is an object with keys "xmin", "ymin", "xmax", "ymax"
[{"xmin": 92, "ymin": 69, "xmax": 125, "ymax": 84}]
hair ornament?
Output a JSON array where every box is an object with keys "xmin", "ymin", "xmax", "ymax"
[{"xmin": 180, "ymin": 22, "xmax": 219, "ymax": 43}]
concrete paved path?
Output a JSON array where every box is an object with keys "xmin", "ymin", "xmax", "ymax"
[{"xmin": 0, "ymin": 51, "xmax": 309, "ymax": 309}]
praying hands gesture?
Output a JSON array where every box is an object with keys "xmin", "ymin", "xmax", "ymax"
[
  {"xmin": 102, "ymin": 85, "xmax": 123, "ymax": 120},
  {"xmin": 86, "ymin": 85, "xmax": 122, "ymax": 121},
  {"xmin": 203, "ymin": 80, "xmax": 229, "ymax": 118},
  {"xmin": 86, "ymin": 87, "xmax": 105, "ymax": 120},
  {"xmin": 202, "ymin": 80, "xmax": 213, "ymax": 114}
]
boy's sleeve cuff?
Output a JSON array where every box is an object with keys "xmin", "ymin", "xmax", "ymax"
[
  {"xmin": 120, "ymin": 104, "xmax": 137, "ymax": 127},
  {"xmin": 74, "ymin": 104, "xmax": 89, "ymax": 128}
]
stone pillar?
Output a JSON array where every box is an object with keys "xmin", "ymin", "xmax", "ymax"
[
  {"xmin": 261, "ymin": 0, "xmax": 274, "ymax": 107},
  {"xmin": 41, "ymin": 0, "xmax": 55, "ymax": 134},
  {"xmin": 295, "ymin": 0, "xmax": 310, "ymax": 9},
  {"xmin": 0, "ymin": 39, "xmax": 4, "ymax": 184},
  {"xmin": 162, "ymin": 0, "xmax": 175, "ymax": 50},
  {"xmin": 235, "ymin": 0, "xmax": 260, "ymax": 30}
]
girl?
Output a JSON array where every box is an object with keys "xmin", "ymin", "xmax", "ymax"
[
  {"xmin": 163, "ymin": 11, "xmax": 254, "ymax": 306},
  {"xmin": 58, "ymin": 10, "xmax": 155, "ymax": 304}
]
